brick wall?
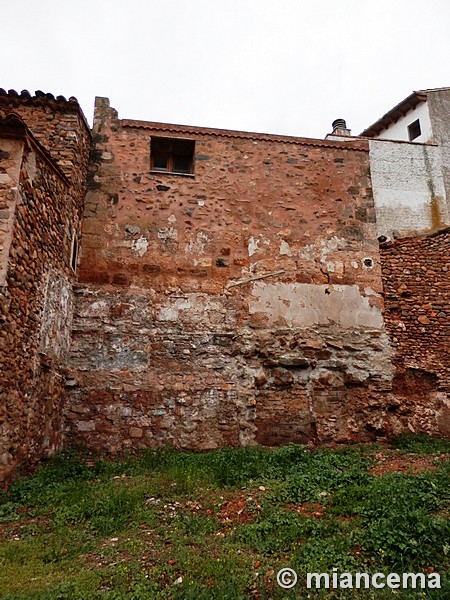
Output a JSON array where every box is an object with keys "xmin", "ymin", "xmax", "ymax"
[
  {"xmin": 381, "ymin": 229, "xmax": 450, "ymax": 382},
  {"xmin": 380, "ymin": 229, "xmax": 450, "ymax": 437}
]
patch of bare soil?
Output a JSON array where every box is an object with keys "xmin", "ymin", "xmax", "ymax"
[
  {"xmin": 217, "ymin": 492, "xmax": 262, "ymax": 525},
  {"xmin": 370, "ymin": 451, "xmax": 450, "ymax": 476}
]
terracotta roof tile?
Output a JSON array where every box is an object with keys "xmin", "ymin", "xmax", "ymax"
[
  {"xmin": 0, "ymin": 88, "xmax": 91, "ymax": 136},
  {"xmin": 122, "ymin": 119, "xmax": 369, "ymax": 151}
]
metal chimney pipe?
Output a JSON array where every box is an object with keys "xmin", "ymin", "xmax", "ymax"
[{"xmin": 332, "ymin": 118, "xmax": 347, "ymax": 133}]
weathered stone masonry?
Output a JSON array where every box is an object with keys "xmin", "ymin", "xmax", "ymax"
[
  {"xmin": 0, "ymin": 91, "xmax": 90, "ymax": 482},
  {"xmin": 65, "ymin": 98, "xmax": 395, "ymax": 453},
  {"xmin": 0, "ymin": 89, "xmax": 449, "ymax": 484}
]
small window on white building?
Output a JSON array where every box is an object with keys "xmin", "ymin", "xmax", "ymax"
[{"xmin": 408, "ymin": 119, "xmax": 421, "ymax": 141}]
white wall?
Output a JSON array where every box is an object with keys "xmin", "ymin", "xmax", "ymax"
[
  {"xmin": 378, "ymin": 102, "xmax": 433, "ymax": 143},
  {"xmin": 369, "ymin": 139, "xmax": 449, "ymax": 239}
]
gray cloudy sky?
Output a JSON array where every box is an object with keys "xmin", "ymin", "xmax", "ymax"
[{"xmin": 3, "ymin": 0, "xmax": 450, "ymax": 138}]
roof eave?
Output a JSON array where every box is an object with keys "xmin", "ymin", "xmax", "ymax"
[{"xmin": 360, "ymin": 91, "xmax": 428, "ymax": 138}]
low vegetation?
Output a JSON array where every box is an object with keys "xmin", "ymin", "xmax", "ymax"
[{"xmin": 0, "ymin": 435, "xmax": 449, "ymax": 599}]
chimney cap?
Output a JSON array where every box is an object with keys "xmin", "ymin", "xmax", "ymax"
[{"xmin": 332, "ymin": 118, "xmax": 347, "ymax": 131}]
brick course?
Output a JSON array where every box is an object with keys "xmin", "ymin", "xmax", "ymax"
[{"xmin": 381, "ymin": 229, "xmax": 450, "ymax": 392}]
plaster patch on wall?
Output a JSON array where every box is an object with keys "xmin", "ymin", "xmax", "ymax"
[
  {"xmin": 369, "ymin": 139, "xmax": 449, "ymax": 237},
  {"xmin": 156, "ymin": 306, "xmax": 179, "ymax": 322},
  {"xmin": 77, "ymin": 299, "xmax": 109, "ymax": 318},
  {"xmin": 156, "ymin": 296, "xmax": 195, "ymax": 322},
  {"xmin": 297, "ymin": 237, "xmax": 350, "ymax": 263},
  {"xmin": 185, "ymin": 230, "xmax": 213, "ymax": 255},
  {"xmin": 248, "ymin": 235, "xmax": 270, "ymax": 257},
  {"xmin": 279, "ymin": 240, "xmax": 292, "ymax": 256},
  {"xmin": 249, "ymin": 282, "xmax": 383, "ymax": 329},
  {"xmin": 157, "ymin": 227, "xmax": 178, "ymax": 243},
  {"xmin": 131, "ymin": 236, "xmax": 149, "ymax": 257},
  {"xmin": 248, "ymin": 236, "xmax": 259, "ymax": 257},
  {"xmin": 324, "ymin": 261, "xmax": 344, "ymax": 275},
  {"xmin": 39, "ymin": 270, "xmax": 73, "ymax": 360},
  {"xmin": 297, "ymin": 244, "xmax": 316, "ymax": 260}
]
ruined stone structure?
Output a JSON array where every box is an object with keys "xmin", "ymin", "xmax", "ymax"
[{"xmin": 0, "ymin": 87, "xmax": 449, "ymax": 483}]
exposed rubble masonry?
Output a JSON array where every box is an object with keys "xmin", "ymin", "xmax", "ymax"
[
  {"xmin": 66, "ymin": 98, "xmax": 398, "ymax": 453},
  {"xmin": 1, "ymin": 90, "xmax": 449, "ymax": 484},
  {"xmin": 0, "ymin": 92, "xmax": 90, "ymax": 483}
]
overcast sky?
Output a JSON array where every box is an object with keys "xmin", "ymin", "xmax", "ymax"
[{"xmin": 3, "ymin": 0, "xmax": 450, "ymax": 139}]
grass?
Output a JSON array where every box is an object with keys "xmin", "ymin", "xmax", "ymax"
[{"xmin": 0, "ymin": 435, "xmax": 449, "ymax": 599}]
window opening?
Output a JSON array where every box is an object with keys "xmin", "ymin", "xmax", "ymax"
[
  {"xmin": 70, "ymin": 235, "xmax": 78, "ymax": 272},
  {"xmin": 408, "ymin": 119, "xmax": 421, "ymax": 141},
  {"xmin": 150, "ymin": 137, "xmax": 195, "ymax": 175}
]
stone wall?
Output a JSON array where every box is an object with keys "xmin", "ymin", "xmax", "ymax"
[
  {"xmin": 64, "ymin": 97, "xmax": 402, "ymax": 453},
  {"xmin": 380, "ymin": 229, "xmax": 450, "ymax": 437},
  {"xmin": 0, "ymin": 89, "xmax": 90, "ymax": 193},
  {"xmin": 0, "ymin": 90, "xmax": 91, "ymax": 287},
  {"xmin": 0, "ymin": 92, "xmax": 90, "ymax": 484},
  {"xmin": 2, "ymin": 90, "xmax": 450, "ymax": 482}
]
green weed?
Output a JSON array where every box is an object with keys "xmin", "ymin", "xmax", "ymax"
[
  {"xmin": 0, "ymin": 437, "xmax": 449, "ymax": 599},
  {"xmin": 392, "ymin": 433, "xmax": 450, "ymax": 454}
]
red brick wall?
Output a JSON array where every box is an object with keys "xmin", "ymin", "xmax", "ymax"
[{"xmin": 381, "ymin": 229, "xmax": 450, "ymax": 407}]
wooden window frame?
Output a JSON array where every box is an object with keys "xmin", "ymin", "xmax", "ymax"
[{"xmin": 150, "ymin": 136, "xmax": 195, "ymax": 176}]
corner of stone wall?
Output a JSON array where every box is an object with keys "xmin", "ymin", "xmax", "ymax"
[
  {"xmin": 79, "ymin": 98, "xmax": 122, "ymax": 284},
  {"xmin": 0, "ymin": 103, "xmax": 90, "ymax": 486},
  {"xmin": 93, "ymin": 97, "xmax": 120, "ymax": 134}
]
